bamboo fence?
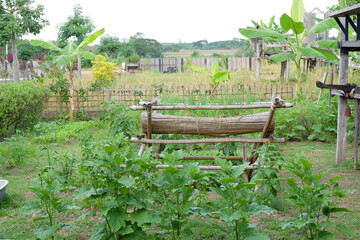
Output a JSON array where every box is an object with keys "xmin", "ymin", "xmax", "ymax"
[{"xmin": 43, "ymin": 83, "xmax": 294, "ymax": 115}]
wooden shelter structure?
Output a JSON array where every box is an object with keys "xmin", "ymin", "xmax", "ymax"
[
  {"xmin": 322, "ymin": 4, "xmax": 360, "ymax": 168},
  {"xmin": 130, "ymin": 97, "xmax": 293, "ymax": 180}
]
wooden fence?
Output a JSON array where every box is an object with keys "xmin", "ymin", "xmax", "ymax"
[
  {"xmin": 139, "ymin": 57, "xmax": 255, "ymax": 72},
  {"xmin": 43, "ymin": 83, "xmax": 294, "ymax": 115}
]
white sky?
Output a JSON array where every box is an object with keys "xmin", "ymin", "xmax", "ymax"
[{"xmin": 25, "ymin": 0, "xmax": 339, "ymax": 43}]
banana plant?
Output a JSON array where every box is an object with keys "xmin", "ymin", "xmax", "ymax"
[
  {"xmin": 30, "ymin": 28, "xmax": 105, "ymax": 121},
  {"xmin": 239, "ymin": 0, "xmax": 338, "ymax": 91},
  {"xmin": 190, "ymin": 61, "xmax": 230, "ymax": 98}
]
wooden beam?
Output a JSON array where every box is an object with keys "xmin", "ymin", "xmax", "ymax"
[
  {"xmin": 154, "ymin": 156, "xmax": 248, "ymax": 161},
  {"xmin": 329, "ymin": 3, "xmax": 360, "ymax": 18},
  {"xmin": 130, "ymin": 103, "xmax": 293, "ymax": 111},
  {"xmin": 119, "ymin": 164, "xmax": 258, "ymax": 170},
  {"xmin": 130, "ymin": 137, "xmax": 286, "ymax": 145}
]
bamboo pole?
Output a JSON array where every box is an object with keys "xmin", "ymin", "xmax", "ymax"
[
  {"xmin": 130, "ymin": 103, "xmax": 293, "ymax": 111},
  {"xmin": 154, "ymin": 156, "xmax": 248, "ymax": 161},
  {"xmin": 119, "ymin": 164, "xmax": 258, "ymax": 170},
  {"xmin": 130, "ymin": 137, "xmax": 286, "ymax": 144}
]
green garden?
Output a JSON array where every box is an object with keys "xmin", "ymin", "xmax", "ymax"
[{"xmin": 1, "ymin": 0, "xmax": 360, "ymax": 239}]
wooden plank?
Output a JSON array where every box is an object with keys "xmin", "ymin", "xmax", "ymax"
[
  {"xmin": 329, "ymin": 3, "xmax": 360, "ymax": 17},
  {"xmin": 154, "ymin": 156, "xmax": 247, "ymax": 161},
  {"xmin": 130, "ymin": 137, "xmax": 286, "ymax": 144},
  {"xmin": 317, "ymin": 72, "xmax": 328, "ymax": 104}
]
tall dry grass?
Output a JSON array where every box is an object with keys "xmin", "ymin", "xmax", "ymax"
[{"xmin": 74, "ymin": 60, "xmax": 345, "ymax": 100}]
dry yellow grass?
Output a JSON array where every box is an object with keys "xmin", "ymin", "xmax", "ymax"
[{"xmin": 70, "ymin": 60, "xmax": 347, "ymax": 100}]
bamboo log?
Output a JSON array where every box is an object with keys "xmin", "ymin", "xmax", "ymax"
[
  {"xmin": 154, "ymin": 156, "xmax": 248, "ymax": 161},
  {"xmin": 130, "ymin": 137, "xmax": 285, "ymax": 144},
  {"xmin": 141, "ymin": 112, "xmax": 275, "ymax": 137},
  {"xmin": 130, "ymin": 103, "xmax": 293, "ymax": 111},
  {"xmin": 119, "ymin": 164, "xmax": 258, "ymax": 170}
]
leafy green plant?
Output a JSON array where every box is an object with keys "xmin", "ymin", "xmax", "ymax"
[
  {"xmin": 208, "ymin": 158, "xmax": 275, "ymax": 240},
  {"xmin": 154, "ymin": 151, "xmax": 212, "ymax": 239},
  {"xmin": 53, "ymin": 152, "xmax": 78, "ymax": 184},
  {"xmin": 31, "ymin": 28, "xmax": 105, "ymax": 121},
  {"xmin": 253, "ymin": 143, "xmax": 284, "ymax": 205},
  {"xmin": 22, "ymin": 166, "xmax": 79, "ymax": 240},
  {"xmin": 0, "ymin": 82, "xmax": 49, "ymax": 138},
  {"xmin": 190, "ymin": 61, "xmax": 230, "ymax": 98},
  {"xmin": 239, "ymin": 0, "xmax": 338, "ymax": 91},
  {"xmin": 280, "ymin": 152, "xmax": 357, "ymax": 239},
  {"xmin": 104, "ymin": 100, "xmax": 135, "ymax": 139},
  {"xmin": 126, "ymin": 54, "xmax": 140, "ymax": 63},
  {"xmin": 76, "ymin": 135, "xmax": 161, "ymax": 239}
]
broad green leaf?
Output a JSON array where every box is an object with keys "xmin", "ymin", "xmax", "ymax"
[
  {"xmin": 190, "ymin": 62, "xmax": 209, "ymax": 76},
  {"xmin": 118, "ymin": 176, "xmax": 135, "ymax": 187},
  {"xmin": 131, "ymin": 209, "xmax": 161, "ymax": 226},
  {"xmin": 54, "ymin": 55, "xmax": 73, "ymax": 66},
  {"xmin": 211, "ymin": 61, "xmax": 220, "ymax": 76},
  {"xmin": 57, "ymin": 205, "xmax": 81, "ymax": 211},
  {"xmin": 311, "ymin": 47, "xmax": 339, "ymax": 62},
  {"xmin": 318, "ymin": 231, "xmax": 336, "ymax": 240},
  {"xmin": 30, "ymin": 40, "xmax": 62, "ymax": 53},
  {"xmin": 77, "ymin": 28, "xmax": 105, "ymax": 52},
  {"xmin": 213, "ymin": 71, "xmax": 230, "ymax": 83},
  {"xmin": 291, "ymin": 0, "xmax": 305, "ymax": 22},
  {"xmin": 306, "ymin": 18, "xmax": 337, "ymax": 36},
  {"xmin": 312, "ymin": 40, "xmax": 338, "ymax": 50},
  {"xmin": 268, "ymin": 16, "xmax": 275, "ymax": 29},
  {"xmin": 78, "ymin": 51, "xmax": 96, "ymax": 60},
  {"xmin": 238, "ymin": 27, "xmax": 285, "ymax": 39},
  {"xmin": 269, "ymin": 53, "xmax": 296, "ymax": 63},
  {"xmin": 245, "ymin": 229, "xmax": 270, "ymax": 240},
  {"xmin": 108, "ymin": 208, "xmax": 128, "ymax": 232},
  {"xmin": 280, "ymin": 14, "xmax": 305, "ymax": 35},
  {"xmin": 232, "ymin": 162, "xmax": 249, "ymax": 178},
  {"xmin": 35, "ymin": 225, "xmax": 59, "ymax": 240}
]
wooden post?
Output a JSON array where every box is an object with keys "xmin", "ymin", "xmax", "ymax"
[
  {"xmin": 255, "ymin": 38, "xmax": 260, "ymax": 80},
  {"xmin": 337, "ymin": 17, "xmax": 349, "ymax": 164},
  {"xmin": 329, "ymin": 71, "xmax": 334, "ymax": 105},
  {"xmin": 285, "ymin": 59, "xmax": 290, "ymax": 81},
  {"xmin": 354, "ymin": 87, "xmax": 360, "ymax": 169}
]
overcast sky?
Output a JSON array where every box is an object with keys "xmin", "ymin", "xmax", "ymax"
[{"xmin": 25, "ymin": 0, "xmax": 339, "ymax": 43}]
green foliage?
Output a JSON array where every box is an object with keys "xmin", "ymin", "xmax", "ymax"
[
  {"xmin": 90, "ymin": 55, "xmax": 116, "ymax": 89},
  {"xmin": 280, "ymin": 152, "xmax": 357, "ymax": 239},
  {"xmin": 126, "ymin": 54, "xmax": 140, "ymax": 63},
  {"xmin": 0, "ymin": 135, "xmax": 36, "ymax": 168},
  {"xmin": 253, "ymin": 143, "xmax": 284, "ymax": 205},
  {"xmin": 104, "ymin": 100, "xmax": 135, "ymax": 139},
  {"xmin": 275, "ymin": 95, "xmax": 338, "ymax": 141},
  {"xmin": 57, "ymin": 4, "xmax": 95, "ymax": 47},
  {"xmin": 97, "ymin": 35, "xmax": 124, "ymax": 60},
  {"xmin": 32, "ymin": 120, "xmax": 95, "ymax": 144},
  {"xmin": 190, "ymin": 61, "xmax": 230, "ymax": 97},
  {"xmin": 129, "ymin": 37, "xmax": 163, "ymax": 58},
  {"xmin": 22, "ymin": 166, "xmax": 79, "ymax": 240},
  {"xmin": 208, "ymin": 158, "xmax": 275, "ymax": 240},
  {"xmin": 76, "ymin": 135, "xmax": 160, "ymax": 239},
  {"xmin": 238, "ymin": 0, "xmax": 338, "ymax": 90},
  {"xmin": 154, "ymin": 151, "xmax": 213, "ymax": 239},
  {"xmin": 0, "ymin": 82, "xmax": 49, "ymax": 138},
  {"xmin": 17, "ymin": 40, "xmax": 45, "ymax": 61}
]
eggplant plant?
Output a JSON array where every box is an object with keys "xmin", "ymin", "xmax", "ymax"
[
  {"xmin": 30, "ymin": 28, "xmax": 105, "ymax": 121},
  {"xmin": 208, "ymin": 158, "xmax": 275, "ymax": 240},
  {"xmin": 239, "ymin": 0, "xmax": 338, "ymax": 91},
  {"xmin": 280, "ymin": 152, "xmax": 357, "ymax": 239}
]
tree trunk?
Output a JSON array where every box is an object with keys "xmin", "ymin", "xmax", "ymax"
[
  {"xmin": 11, "ymin": 37, "xmax": 20, "ymax": 82},
  {"xmin": 69, "ymin": 71, "xmax": 76, "ymax": 121},
  {"xmin": 141, "ymin": 112, "xmax": 274, "ymax": 137},
  {"xmin": 77, "ymin": 56, "xmax": 82, "ymax": 88}
]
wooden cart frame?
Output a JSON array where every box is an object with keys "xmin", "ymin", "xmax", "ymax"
[{"xmin": 130, "ymin": 96, "xmax": 293, "ymax": 180}]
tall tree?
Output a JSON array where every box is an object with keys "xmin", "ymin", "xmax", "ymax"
[
  {"xmin": 57, "ymin": 4, "xmax": 95, "ymax": 86},
  {"xmin": 97, "ymin": 35, "xmax": 122, "ymax": 60},
  {"xmin": 0, "ymin": 0, "xmax": 48, "ymax": 82}
]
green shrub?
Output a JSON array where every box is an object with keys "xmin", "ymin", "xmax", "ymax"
[{"xmin": 0, "ymin": 82, "xmax": 49, "ymax": 138}]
